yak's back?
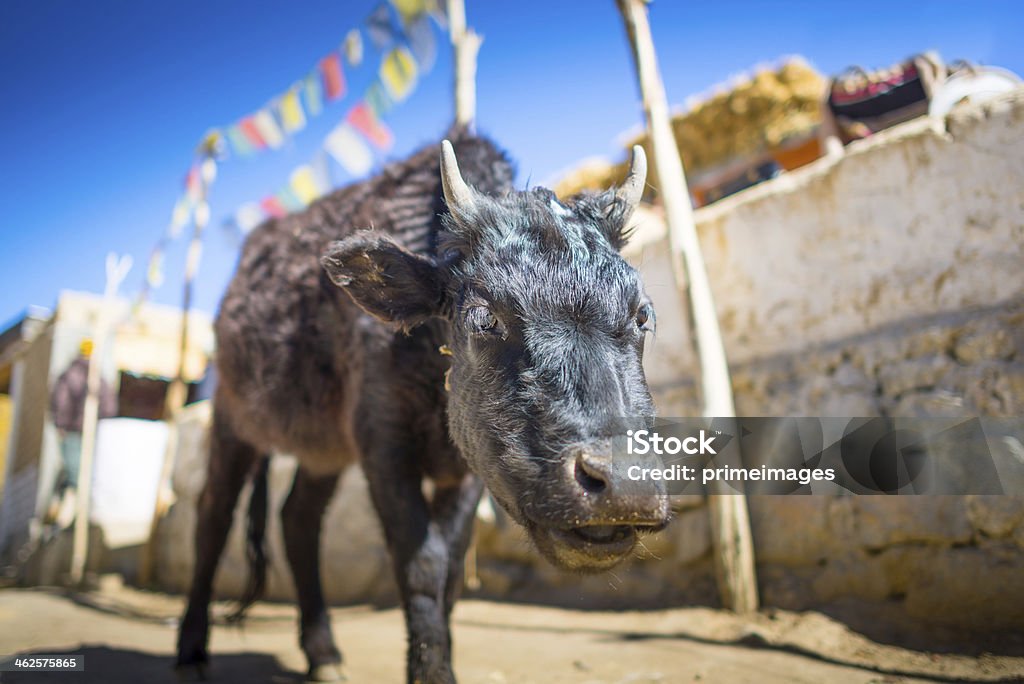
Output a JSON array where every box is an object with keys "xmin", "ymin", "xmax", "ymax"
[{"xmin": 213, "ymin": 132, "xmax": 514, "ymax": 459}]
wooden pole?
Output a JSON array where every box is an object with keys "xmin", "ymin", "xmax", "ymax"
[
  {"xmin": 615, "ymin": 0, "xmax": 758, "ymax": 612},
  {"xmin": 447, "ymin": 0, "xmax": 482, "ymax": 130},
  {"xmin": 138, "ymin": 155, "xmax": 216, "ymax": 586},
  {"xmin": 169, "ymin": 157, "xmax": 215, "ymax": 414},
  {"xmin": 447, "ymin": 0, "xmax": 485, "ymax": 590},
  {"xmin": 70, "ymin": 254, "xmax": 132, "ymax": 586}
]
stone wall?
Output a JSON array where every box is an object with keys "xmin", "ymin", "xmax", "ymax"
[
  {"xmin": 469, "ymin": 298, "xmax": 1024, "ymax": 632},
  {"xmin": 654, "ymin": 300, "xmax": 1024, "ymax": 420},
  {"xmin": 155, "ymin": 402, "xmax": 396, "ymax": 605},
  {"xmin": 154, "ymin": 91, "xmax": 1024, "ymax": 633}
]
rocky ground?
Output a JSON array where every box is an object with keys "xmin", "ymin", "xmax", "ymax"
[{"xmin": 1, "ymin": 582, "xmax": 1023, "ymax": 683}]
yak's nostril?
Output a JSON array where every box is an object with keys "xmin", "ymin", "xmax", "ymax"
[{"xmin": 574, "ymin": 452, "xmax": 608, "ymax": 494}]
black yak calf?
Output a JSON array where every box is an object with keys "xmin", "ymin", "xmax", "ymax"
[{"xmin": 176, "ymin": 129, "xmax": 669, "ymax": 683}]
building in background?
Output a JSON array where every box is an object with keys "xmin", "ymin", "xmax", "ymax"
[
  {"xmin": 0, "ymin": 291, "xmax": 212, "ymax": 574},
  {"xmin": 555, "ymin": 57, "xmax": 825, "ymax": 206},
  {"xmin": 555, "ymin": 54, "xmax": 1022, "ymax": 208}
]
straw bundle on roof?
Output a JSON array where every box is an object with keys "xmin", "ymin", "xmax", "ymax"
[{"xmin": 555, "ymin": 57, "xmax": 826, "ymax": 199}]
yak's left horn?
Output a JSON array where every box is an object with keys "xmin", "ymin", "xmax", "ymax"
[{"xmin": 440, "ymin": 140, "xmax": 476, "ymax": 214}]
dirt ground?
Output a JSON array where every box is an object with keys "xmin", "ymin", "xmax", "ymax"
[{"xmin": 0, "ymin": 583, "xmax": 1022, "ymax": 683}]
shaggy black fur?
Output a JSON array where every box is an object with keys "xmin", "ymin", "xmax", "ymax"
[{"xmin": 176, "ymin": 127, "xmax": 668, "ymax": 684}]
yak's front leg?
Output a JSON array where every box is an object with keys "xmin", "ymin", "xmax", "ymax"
[
  {"xmin": 436, "ymin": 474, "xmax": 484, "ymax": 620},
  {"xmin": 364, "ymin": 449, "xmax": 481, "ymax": 684}
]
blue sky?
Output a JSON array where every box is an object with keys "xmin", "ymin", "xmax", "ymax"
[{"xmin": 2, "ymin": 1, "xmax": 1021, "ymax": 327}]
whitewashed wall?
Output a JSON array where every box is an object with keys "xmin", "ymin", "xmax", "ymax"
[{"xmin": 628, "ymin": 89, "xmax": 1024, "ymax": 379}]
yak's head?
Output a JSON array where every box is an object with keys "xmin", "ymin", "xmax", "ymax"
[{"xmin": 323, "ymin": 141, "xmax": 669, "ymax": 572}]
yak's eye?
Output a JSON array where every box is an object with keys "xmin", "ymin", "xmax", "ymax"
[
  {"xmin": 636, "ymin": 303, "xmax": 655, "ymax": 333},
  {"xmin": 466, "ymin": 305, "xmax": 503, "ymax": 337}
]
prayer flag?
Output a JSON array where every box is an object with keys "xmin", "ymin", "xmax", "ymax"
[
  {"xmin": 344, "ymin": 29, "xmax": 364, "ymax": 67},
  {"xmin": 366, "ymin": 3, "xmax": 397, "ymax": 49},
  {"xmin": 200, "ymin": 158, "xmax": 217, "ymax": 184},
  {"xmin": 406, "ymin": 14, "xmax": 436, "ymax": 72},
  {"xmin": 235, "ymin": 202, "xmax": 264, "ymax": 234},
  {"xmin": 365, "ymin": 81, "xmax": 395, "ymax": 117},
  {"xmin": 240, "ymin": 116, "xmax": 267, "ymax": 149},
  {"xmin": 253, "ymin": 109, "xmax": 284, "ymax": 149},
  {"xmin": 226, "ymin": 125, "xmax": 255, "ymax": 157},
  {"xmin": 324, "ymin": 122, "xmax": 373, "ymax": 176},
  {"xmin": 347, "ymin": 102, "xmax": 394, "ymax": 150},
  {"xmin": 427, "ymin": 0, "xmax": 447, "ymax": 29},
  {"xmin": 389, "ymin": 0, "xmax": 427, "ymax": 25},
  {"xmin": 290, "ymin": 165, "xmax": 323, "ymax": 205},
  {"xmin": 280, "ymin": 88, "xmax": 307, "ymax": 134},
  {"xmin": 170, "ymin": 197, "xmax": 191, "ymax": 238},
  {"xmin": 184, "ymin": 165, "xmax": 201, "ymax": 201},
  {"xmin": 194, "ymin": 200, "xmax": 211, "ymax": 229},
  {"xmin": 311, "ymin": 151, "xmax": 333, "ymax": 195},
  {"xmin": 199, "ymin": 129, "xmax": 224, "ymax": 158},
  {"xmin": 146, "ymin": 253, "xmax": 165, "ymax": 288},
  {"xmin": 320, "ymin": 53, "xmax": 346, "ymax": 101},
  {"xmin": 380, "ymin": 47, "xmax": 418, "ymax": 102},
  {"xmin": 303, "ymin": 72, "xmax": 324, "ymax": 117},
  {"xmin": 260, "ymin": 196, "xmax": 287, "ymax": 218},
  {"xmin": 276, "ymin": 187, "xmax": 304, "ymax": 212}
]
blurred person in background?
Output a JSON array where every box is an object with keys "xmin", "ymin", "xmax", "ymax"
[{"xmin": 46, "ymin": 338, "xmax": 118, "ymax": 526}]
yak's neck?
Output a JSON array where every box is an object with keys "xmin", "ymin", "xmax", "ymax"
[
  {"xmin": 379, "ymin": 167, "xmax": 448, "ymax": 258},
  {"xmin": 390, "ymin": 129, "xmax": 513, "ymax": 259}
]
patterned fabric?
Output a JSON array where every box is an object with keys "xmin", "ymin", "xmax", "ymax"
[{"xmin": 827, "ymin": 55, "xmax": 945, "ymax": 142}]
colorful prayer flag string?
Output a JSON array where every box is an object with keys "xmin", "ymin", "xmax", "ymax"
[
  {"xmin": 223, "ymin": 2, "xmax": 444, "ymax": 234},
  {"xmin": 142, "ymin": 2, "xmax": 440, "ymax": 311}
]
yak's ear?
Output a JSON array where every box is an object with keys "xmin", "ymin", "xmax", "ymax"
[{"xmin": 321, "ymin": 233, "xmax": 443, "ymax": 329}]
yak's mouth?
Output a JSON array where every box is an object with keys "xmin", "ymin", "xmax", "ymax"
[
  {"xmin": 551, "ymin": 524, "xmax": 638, "ymax": 556},
  {"xmin": 528, "ymin": 521, "xmax": 649, "ymax": 572}
]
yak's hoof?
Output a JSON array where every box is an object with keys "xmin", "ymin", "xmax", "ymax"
[
  {"xmin": 409, "ymin": 666, "xmax": 456, "ymax": 684},
  {"xmin": 174, "ymin": 662, "xmax": 209, "ymax": 682},
  {"xmin": 307, "ymin": 663, "xmax": 346, "ymax": 682}
]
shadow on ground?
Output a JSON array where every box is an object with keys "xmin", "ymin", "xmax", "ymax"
[{"xmin": 2, "ymin": 645, "xmax": 302, "ymax": 683}]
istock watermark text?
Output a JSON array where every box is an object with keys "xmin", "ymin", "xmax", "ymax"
[{"xmin": 626, "ymin": 428, "xmax": 718, "ymax": 455}]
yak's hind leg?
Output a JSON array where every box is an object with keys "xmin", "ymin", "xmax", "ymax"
[
  {"xmin": 282, "ymin": 466, "xmax": 343, "ymax": 681},
  {"xmin": 176, "ymin": 406, "xmax": 260, "ymax": 676}
]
